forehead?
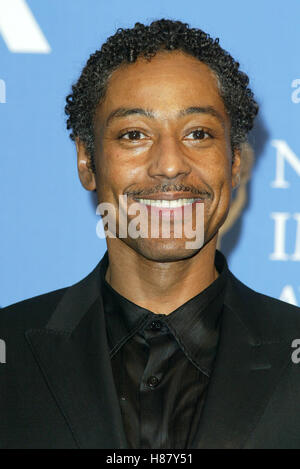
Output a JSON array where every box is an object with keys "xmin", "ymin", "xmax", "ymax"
[{"xmin": 97, "ymin": 51, "xmax": 228, "ymax": 122}]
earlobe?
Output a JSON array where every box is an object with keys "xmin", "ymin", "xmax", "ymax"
[{"xmin": 75, "ymin": 138, "xmax": 96, "ymax": 191}]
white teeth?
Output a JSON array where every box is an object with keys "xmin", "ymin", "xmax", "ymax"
[{"xmin": 136, "ymin": 198, "xmax": 201, "ymax": 208}]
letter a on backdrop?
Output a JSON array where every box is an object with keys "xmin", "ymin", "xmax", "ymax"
[{"xmin": 0, "ymin": 0, "xmax": 51, "ymax": 53}]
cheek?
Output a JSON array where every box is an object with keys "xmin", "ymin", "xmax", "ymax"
[
  {"xmin": 199, "ymin": 149, "xmax": 232, "ymax": 188},
  {"xmin": 95, "ymin": 148, "xmax": 141, "ymax": 198},
  {"xmin": 94, "ymin": 149, "xmax": 117, "ymax": 201}
]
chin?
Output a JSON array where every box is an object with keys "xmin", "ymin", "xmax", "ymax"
[{"xmin": 125, "ymin": 237, "xmax": 203, "ymax": 263}]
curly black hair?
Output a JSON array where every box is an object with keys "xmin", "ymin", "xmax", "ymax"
[{"xmin": 65, "ymin": 19, "xmax": 259, "ymax": 173}]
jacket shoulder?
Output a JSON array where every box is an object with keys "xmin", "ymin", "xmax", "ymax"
[
  {"xmin": 226, "ymin": 270, "xmax": 300, "ymax": 340},
  {"xmin": 0, "ymin": 287, "xmax": 68, "ymax": 333},
  {"xmin": 0, "ymin": 257, "xmax": 104, "ymax": 334}
]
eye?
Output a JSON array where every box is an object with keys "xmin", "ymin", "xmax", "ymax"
[
  {"xmin": 118, "ymin": 130, "xmax": 146, "ymax": 141},
  {"xmin": 184, "ymin": 129, "xmax": 212, "ymax": 140}
]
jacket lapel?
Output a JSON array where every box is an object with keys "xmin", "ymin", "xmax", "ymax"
[
  {"xmin": 192, "ymin": 272, "xmax": 292, "ymax": 449},
  {"xmin": 25, "ymin": 255, "xmax": 128, "ymax": 449}
]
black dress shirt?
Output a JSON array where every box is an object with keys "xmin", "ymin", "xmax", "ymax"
[{"xmin": 100, "ymin": 249, "xmax": 229, "ymax": 449}]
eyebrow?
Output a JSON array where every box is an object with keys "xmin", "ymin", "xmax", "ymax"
[
  {"xmin": 105, "ymin": 106, "xmax": 226, "ymax": 129},
  {"xmin": 178, "ymin": 106, "xmax": 225, "ymax": 129}
]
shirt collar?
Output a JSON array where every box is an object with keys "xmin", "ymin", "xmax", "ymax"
[{"xmin": 101, "ymin": 249, "xmax": 229, "ymax": 376}]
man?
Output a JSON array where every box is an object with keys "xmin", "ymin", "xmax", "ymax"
[{"xmin": 1, "ymin": 19, "xmax": 300, "ymax": 449}]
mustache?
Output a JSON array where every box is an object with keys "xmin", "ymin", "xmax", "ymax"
[{"xmin": 126, "ymin": 183, "xmax": 212, "ymax": 199}]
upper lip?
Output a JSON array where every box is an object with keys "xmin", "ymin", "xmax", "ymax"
[{"xmin": 133, "ymin": 192, "xmax": 207, "ymax": 201}]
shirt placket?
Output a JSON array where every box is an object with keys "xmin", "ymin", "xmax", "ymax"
[{"xmin": 139, "ymin": 318, "xmax": 174, "ymax": 449}]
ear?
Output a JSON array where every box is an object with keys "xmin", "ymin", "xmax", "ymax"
[
  {"xmin": 231, "ymin": 147, "xmax": 241, "ymax": 189},
  {"xmin": 75, "ymin": 138, "xmax": 96, "ymax": 191}
]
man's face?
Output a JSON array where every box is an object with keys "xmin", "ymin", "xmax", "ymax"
[{"xmin": 77, "ymin": 50, "xmax": 240, "ymax": 262}]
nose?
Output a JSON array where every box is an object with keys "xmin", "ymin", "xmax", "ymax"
[{"xmin": 147, "ymin": 135, "xmax": 191, "ymax": 181}]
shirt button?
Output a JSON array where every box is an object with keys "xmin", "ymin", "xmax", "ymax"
[
  {"xmin": 150, "ymin": 320, "xmax": 162, "ymax": 331},
  {"xmin": 147, "ymin": 376, "xmax": 160, "ymax": 388}
]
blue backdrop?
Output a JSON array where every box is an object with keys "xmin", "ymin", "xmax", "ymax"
[{"xmin": 1, "ymin": 0, "xmax": 300, "ymax": 308}]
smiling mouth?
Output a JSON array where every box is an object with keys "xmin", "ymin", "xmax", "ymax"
[
  {"xmin": 133, "ymin": 197, "xmax": 204, "ymax": 209},
  {"xmin": 131, "ymin": 198, "xmax": 206, "ymax": 219}
]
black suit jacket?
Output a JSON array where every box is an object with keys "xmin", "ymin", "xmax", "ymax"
[{"xmin": 1, "ymin": 250, "xmax": 300, "ymax": 449}]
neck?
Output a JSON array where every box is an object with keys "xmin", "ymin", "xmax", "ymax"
[{"xmin": 104, "ymin": 235, "xmax": 219, "ymax": 315}]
